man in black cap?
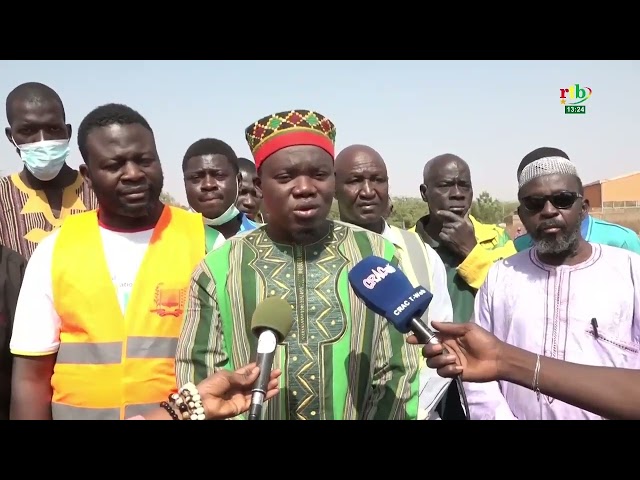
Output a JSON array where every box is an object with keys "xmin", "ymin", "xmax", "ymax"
[
  {"xmin": 459, "ymin": 146, "xmax": 640, "ymax": 420},
  {"xmin": 514, "ymin": 147, "xmax": 640, "ymax": 254}
]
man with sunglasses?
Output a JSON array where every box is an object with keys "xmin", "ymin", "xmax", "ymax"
[
  {"xmin": 462, "ymin": 148, "xmax": 640, "ymax": 420},
  {"xmin": 513, "ymin": 147, "xmax": 640, "ymax": 255}
]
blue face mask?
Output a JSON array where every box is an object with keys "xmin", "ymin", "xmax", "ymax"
[{"xmin": 14, "ymin": 138, "xmax": 70, "ymax": 181}]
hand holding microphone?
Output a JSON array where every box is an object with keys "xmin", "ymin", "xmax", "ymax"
[
  {"xmin": 408, "ymin": 321, "xmax": 504, "ymax": 383},
  {"xmin": 347, "ymin": 255, "xmax": 470, "ymax": 419},
  {"xmin": 195, "ymin": 363, "xmax": 282, "ymax": 420},
  {"xmin": 248, "ymin": 297, "xmax": 294, "ymax": 420}
]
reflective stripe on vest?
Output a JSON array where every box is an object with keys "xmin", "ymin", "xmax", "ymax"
[
  {"xmin": 50, "ymin": 206, "xmax": 205, "ymax": 420},
  {"xmin": 52, "ymin": 402, "xmax": 160, "ymax": 420},
  {"xmin": 55, "ymin": 337, "xmax": 179, "ymax": 364}
]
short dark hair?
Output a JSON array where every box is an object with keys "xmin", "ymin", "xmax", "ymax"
[
  {"xmin": 6, "ymin": 82, "xmax": 66, "ymax": 124},
  {"xmin": 77, "ymin": 103, "xmax": 153, "ymax": 163},
  {"xmin": 182, "ymin": 138, "xmax": 239, "ymax": 174},
  {"xmin": 236, "ymin": 157, "xmax": 257, "ymax": 174}
]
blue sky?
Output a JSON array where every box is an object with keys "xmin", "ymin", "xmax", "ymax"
[{"xmin": 0, "ymin": 60, "xmax": 637, "ymax": 204}]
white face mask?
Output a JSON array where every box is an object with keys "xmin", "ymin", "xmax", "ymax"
[
  {"xmin": 202, "ymin": 203, "xmax": 241, "ymax": 226},
  {"xmin": 14, "ymin": 137, "xmax": 70, "ymax": 181},
  {"xmin": 193, "ymin": 177, "xmax": 241, "ymax": 226}
]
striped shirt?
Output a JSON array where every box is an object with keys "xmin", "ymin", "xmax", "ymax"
[
  {"xmin": 380, "ymin": 221, "xmax": 454, "ymax": 419},
  {"xmin": 0, "ymin": 172, "xmax": 98, "ymax": 260},
  {"xmin": 176, "ymin": 220, "xmax": 423, "ymax": 420}
]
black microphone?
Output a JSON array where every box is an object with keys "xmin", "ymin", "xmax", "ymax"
[
  {"xmin": 347, "ymin": 255, "xmax": 470, "ymax": 420},
  {"xmin": 248, "ymin": 297, "xmax": 294, "ymax": 420}
]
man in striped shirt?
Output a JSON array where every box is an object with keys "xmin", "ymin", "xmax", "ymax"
[
  {"xmin": 1, "ymin": 82, "xmax": 98, "ymax": 260},
  {"xmin": 334, "ymin": 144, "xmax": 455, "ymax": 419},
  {"xmin": 176, "ymin": 109, "xmax": 424, "ymax": 420}
]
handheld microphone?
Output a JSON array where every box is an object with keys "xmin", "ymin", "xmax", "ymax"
[
  {"xmin": 347, "ymin": 256, "xmax": 437, "ymax": 343},
  {"xmin": 347, "ymin": 255, "xmax": 469, "ymax": 420},
  {"xmin": 248, "ymin": 297, "xmax": 294, "ymax": 420}
]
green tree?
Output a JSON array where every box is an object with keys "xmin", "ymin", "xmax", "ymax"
[
  {"xmin": 323, "ymin": 193, "xmax": 517, "ymax": 230},
  {"xmin": 160, "ymin": 191, "xmax": 188, "ymax": 210},
  {"xmin": 470, "ymin": 191, "xmax": 518, "ymax": 224},
  {"xmin": 388, "ymin": 196, "xmax": 426, "ymax": 229}
]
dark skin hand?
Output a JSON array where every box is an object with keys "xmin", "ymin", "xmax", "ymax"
[
  {"xmin": 408, "ymin": 322, "xmax": 640, "ymax": 420},
  {"xmin": 198, "ymin": 364, "xmax": 281, "ymax": 420},
  {"xmin": 143, "ymin": 363, "xmax": 282, "ymax": 420},
  {"xmin": 407, "ymin": 321, "xmax": 501, "ymax": 382},
  {"xmin": 436, "ymin": 210, "xmax": 477, "ymax": 258}
]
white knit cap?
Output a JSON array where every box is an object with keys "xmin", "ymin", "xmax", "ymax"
[{"xmin": 518, "ymin": 156, "xmax": 579, "ymax": 189}]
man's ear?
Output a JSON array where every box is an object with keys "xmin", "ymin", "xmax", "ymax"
[
  {"xmin": 419, "ymin": 184, "xmax": 428, "ymax": 203},
  {"xmin": 79, "ymin": 163, "xmax": 92, "ymax": 190},
  {"xmin": 254, "ymin": 175, "xmax": 262, "ymax": 199},
  {"xmin": 5, "ymin": 127, "xmax": 19, "ymax": 155},
  {"xmin": 580, "ymin": 199, "xmax": 589, "ymax": 220}
]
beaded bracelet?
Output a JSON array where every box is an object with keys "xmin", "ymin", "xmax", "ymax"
[
  {"xmin": 160, "ymin": 401, "xmax": 180, "ymax": 420},
  {"xmin": 169, "ymin": 382, "xmax": 205, "ymax": 420},
  {"xmin": 180, "ymin": 382, "xmax": 205, "ymax": 420}
]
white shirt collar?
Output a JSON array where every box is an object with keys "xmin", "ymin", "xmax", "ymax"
[{"xmin": 380, "ymin": 220, "xmax": 402, "ymax": 248}]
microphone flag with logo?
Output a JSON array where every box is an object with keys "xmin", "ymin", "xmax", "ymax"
[{"xmin": 347, "ymin": 256, "xmax": 433, "ymax": 334}]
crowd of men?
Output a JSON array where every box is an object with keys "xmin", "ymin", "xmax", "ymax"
[{"xmin": 1, "ymin": 81, "xmax": 639, "ymax": 421}]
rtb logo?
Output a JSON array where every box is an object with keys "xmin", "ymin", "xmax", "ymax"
[
  {"xmin": 362, "ymin": 264, "xmax": 396, "ymax": 290},
  {"xmin": 560, "ymin": 83, "xmax": 592, "ymax": 115}
]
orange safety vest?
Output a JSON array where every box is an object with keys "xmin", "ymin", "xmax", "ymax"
[{"xmin": 50, "ymin": 206, "xmax": 205, "ymax": 420}]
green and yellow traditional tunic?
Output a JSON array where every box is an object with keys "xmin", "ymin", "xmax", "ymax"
[{"xmin": 176, "ymin": 220, "xmax": 422, "ymax": 420}]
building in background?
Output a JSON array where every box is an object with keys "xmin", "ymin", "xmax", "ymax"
[
  {"xmin": 583, "ymin": 172, "xmax": 640, "ymax": 233},
  {"xmin": 504, "ymin": 171, "xmax": 640, "ymax": 237},
  {"xmin": 583, "ymin": 172, "xmax": 640, "ymax": 209}
]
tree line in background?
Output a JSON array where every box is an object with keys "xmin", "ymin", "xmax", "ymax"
[
  {"xmin": 160, "ymin": 190, "xmax": 519, "ymax": 228},
  {"xmin": 159, "ymin": 192, "xmax": 188, "ymax": 210},
  {"xmin": 328, "ymin": 191, "xmax": 519, "ymax": 228}
]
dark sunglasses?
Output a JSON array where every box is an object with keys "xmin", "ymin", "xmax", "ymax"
[{"xmin": 520, "ymin": 191, "xmax": 582, "ymax": 212}]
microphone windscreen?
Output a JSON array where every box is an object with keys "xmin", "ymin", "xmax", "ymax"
[
  {"xmin": 250, "ymin": 297, "xmax": 294, "ymax": 343},
  {"xmin": 348, "ymin": 255, "xmax": 433, "ymax": 333}
]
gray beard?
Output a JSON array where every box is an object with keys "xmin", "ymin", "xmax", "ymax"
[{"xmin": 534, "ymin": 224, "xmax": 581, "ymax": 256}]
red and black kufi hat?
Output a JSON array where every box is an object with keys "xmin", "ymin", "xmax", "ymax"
[{"xmin": 244, "ymin": 109, "xmax": 336, "ymax": 169}]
